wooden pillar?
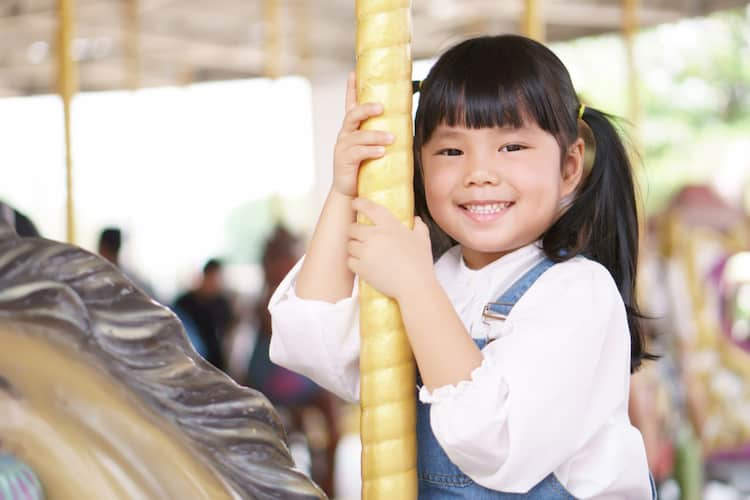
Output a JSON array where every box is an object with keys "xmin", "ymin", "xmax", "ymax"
[
  {"xmin": 623, "ymin": 0, "xmax": 640, "ymax": 128},
  {"xmin": 123, "ymin": 0, "xmax": 140, "ymax": 90},
  {"xmin": 294, "ymin": 0, "xmax": 312, "ymax": 78},
  {"xmin": 521, "ymin": 0, "xmax": 545, "ymax": 42},
  {"xmin": 623, "ymin": 0, "xmax": 646, "ymax": 307},
  {"xmin": 57, "ymin": 0, "xmax": 78, "ymax": 243},
  {"xmin": 355, "ymin": 1, "xmax": 417, "ymax": 498},
  {"xmin": 264, "ymin": 0, "xmax": 281, "ymax": 78}
]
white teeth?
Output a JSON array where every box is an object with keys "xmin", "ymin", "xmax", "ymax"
[{"xmin": 464, "ymin": 203, "xmax": 510, "ymax": 214}]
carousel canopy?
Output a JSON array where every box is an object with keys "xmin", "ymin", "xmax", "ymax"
[{"xmin": 0, "ymin": 0, "xmax": 747, "ymax": 96}]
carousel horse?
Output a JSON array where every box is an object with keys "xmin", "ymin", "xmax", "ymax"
[
  {"xmin": 654, "ymin": 186, "xmax": 750, "ymax": 495},
  {"xmin": 0, "ymin": 219, "xmax": 325, "ymax": 499},
  {"xmin": 662, "ymin": 186, "xmax": 750, "ymax": 455}
]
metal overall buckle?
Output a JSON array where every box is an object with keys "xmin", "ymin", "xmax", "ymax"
[
  {"xmin": 482, "ymin": 301, "xmax": 512, "ymax": 344},
  {"xmin": 482, "ymin": 301, "xmax": 512, "ymax": 322}
]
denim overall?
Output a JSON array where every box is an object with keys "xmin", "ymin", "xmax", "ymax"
[{"xmin": 416, "ymin": 258, "xmax": 657, "ymax": 499}]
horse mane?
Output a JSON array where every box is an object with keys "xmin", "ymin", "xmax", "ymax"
[{"xmin": 0, "ymin": 221, "xmax": 324, "ymax": 499}]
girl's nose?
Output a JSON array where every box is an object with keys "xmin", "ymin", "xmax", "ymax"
[{"xmin": 463, "ymin": 165, "xmax": 499, "ymax": 187}]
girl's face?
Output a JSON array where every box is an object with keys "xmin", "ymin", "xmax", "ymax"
[{"xmin": 420, "ymin": 122, "xmax": 583, "ymax": 269}]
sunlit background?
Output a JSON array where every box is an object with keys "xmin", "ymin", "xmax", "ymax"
[
  {"xmin": 1, "ymin": 1, "xmax": 749, "ymax": 499},
  {"xmin": 1, "ymin": 11, "xmax": 748, "ymax": 298}
]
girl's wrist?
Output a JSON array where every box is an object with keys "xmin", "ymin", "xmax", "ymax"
[
  {"xmin": 329, "ymin": 187, "xmax": 355, "ymax": 201},
  {"xmin": 325, "ymin": 188, "xmax": 357, "ymax": 227},
  {"xmin": 394, "ymin": 267, "xmax": 439, "ymax": 304}
]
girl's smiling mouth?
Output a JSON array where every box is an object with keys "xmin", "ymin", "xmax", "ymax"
[{"xmin": 459, "ymin": 201, "xmax": 515, "ymax": 222}]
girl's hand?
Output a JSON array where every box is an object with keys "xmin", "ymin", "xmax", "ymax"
[
  {"xmin": 347, "ymin": 198, "xmax": 434, "ymax": 300},
  {"xmin": 332, "ymin": 73, "xmax": 395, "ymax": 198}
]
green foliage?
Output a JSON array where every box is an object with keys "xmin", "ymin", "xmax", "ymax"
[{"xmin": 553, "ymin": 8, "xmax": 750, "ymax": 215}]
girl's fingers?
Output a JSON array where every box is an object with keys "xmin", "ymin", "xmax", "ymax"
[
  {"xmin": 348, "ymin": 222, "xmax": 372, "ymax": 241},
  {"xmin": 345, "ymin": 72, "xmax": 357, "ymax": 111},
  {"xmin": 336, "ymin": 131, "xmax": 393, "ymax": 158},
  {"xmin": 347, "ymin": 239, "xmax": 364, "ymax": 258},
  {"xmin": 352, "ymin": 198, "xmax": 394, "ymax": 227},
  {"xmin": 347, "ymin": 145, "xmax": 386, "ymax": 163},
  {"xmin": 341, "ymin": 102, "xmax": 383, "ymax": 133},
  {"xmin": 349, "ymin": 129, "xmax": 394, "ymax": 146},
  {"xmin": 413, "ymin": 216, "xmax": 430, "ymax": 236},
  {"xmin": 346, "ymin": 256, "xmax": 360, "ymax": 275}
]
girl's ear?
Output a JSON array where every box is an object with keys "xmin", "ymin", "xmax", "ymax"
[{"xmin": 561, "ymin": 137, "xmax": 585, "ymax": 198}]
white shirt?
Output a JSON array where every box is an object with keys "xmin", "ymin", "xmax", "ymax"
[{"xmin": 269, "ymin": 243, "xmax": 652, "ymax": 499}]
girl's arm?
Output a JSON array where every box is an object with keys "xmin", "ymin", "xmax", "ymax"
[
  {"xmin": 296, "ymin": 73, "xmax": 393, "ymax": 302},
  {"xmin": 269, "ymin": 75, "xmax": 393, "ymax": 400},
  {"xmin": 347, "ymin": 191, "xmax": 650, "ymax": 497},
  {"xmin": 397, "ymin": 275, "xmax": 484, "ymax": 390},
  {"xmin": 425, "ymin": 261, "xmax": 650, "ymax": 498},
  {"xmin": 347, "ymin": 198, "xmax": 483, "ymax": 389},
  {"xmin": 269, "ymin": 257, "xmax": 362, "ymax": 402},
  {"xmin": 294, "ymin": 189, "xmax": 356, "ymax": 301}
]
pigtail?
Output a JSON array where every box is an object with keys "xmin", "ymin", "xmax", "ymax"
[{"xmin": 543, "ymin": 106, "xmax": 656, "ymax": 372}]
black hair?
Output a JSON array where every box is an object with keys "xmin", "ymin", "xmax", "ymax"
[
  {"xmin": 0, "ymin": 201, "xmax": 41, "ymax": 238},
  {"xmin": 413, "ymin": 35, "xmax": 655, "ymax": 372},
  {"xmin": 262, "ymin": 225, "xmax": 300, "ymax": 264},
  {"xmin": 98, "ymin": 227, "xmax": 122, "ymax": 254},
  {"xmin": 203, "ymin": 258, "xmax": 223, "ymax": 275}
]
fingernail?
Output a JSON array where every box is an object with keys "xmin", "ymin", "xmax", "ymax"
[
  {"xmin": 386, "ymin": 133, "xmax": 395, "ymax": 143},
  {"xmin": 375, "ymin": 146, "xmax": 386, "ymax": 155}
]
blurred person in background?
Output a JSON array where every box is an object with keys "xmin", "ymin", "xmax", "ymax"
[
  {"xmin": 0, "ymin": 200, "xmax": 40, "ymax": 237},
  {"xmin": 174, "ymin": 258, "xmax": 234, "ymax": 371},
  {"xmin": 97, "ymin": 226, "xmax": 157, "ymax": 299},
  {"xmin": 245, "ymin": 225, "xmax": 339, "ymax": 496}
]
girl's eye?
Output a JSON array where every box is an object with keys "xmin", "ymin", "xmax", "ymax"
[
  {"xmin": 436, "ymin": 148, "xmax": 463, "ymax": 156},
  {"xmin": 500, "ymin": 144, "xmax": 525, "ymax": 152}
]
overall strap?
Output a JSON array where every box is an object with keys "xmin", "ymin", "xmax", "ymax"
[{"xmin": 482, "ymin": 257, "xmax": 556, "ymax": 321}]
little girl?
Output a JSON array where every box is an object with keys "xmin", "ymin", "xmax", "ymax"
[{"xmin": 269, "ymin": 35, "xmax": 655, "ymax": 499}]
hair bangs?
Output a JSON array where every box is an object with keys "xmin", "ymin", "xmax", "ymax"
[
  {"xmin": 415, "ymin": 36, "xmax": 578, "ymax": 149},
  {"xmin": 429, "ymin": 80, "xmax": 531, "ymax": 132}
]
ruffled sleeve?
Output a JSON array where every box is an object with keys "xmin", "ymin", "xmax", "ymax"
[
  {"xmin": 424, "ymin": 258, "xmax": 633, "ymax": 493},
  {"xmin": 268, "ymin": 257, "xmax": 361, "ymax": 402}
]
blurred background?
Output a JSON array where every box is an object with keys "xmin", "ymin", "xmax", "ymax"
[{"xmin": 0, "ymin": 0, "xmax": 749, "ymax": 498}]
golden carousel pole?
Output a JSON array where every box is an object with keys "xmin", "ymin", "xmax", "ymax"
[
  {"xmin": 521, "ymin": 0, "xmax": 545, "ymax": 42},
  {"xmin": 355, "ymin": 1, "xmax": 417, "ymax": 498},
  {"xmin": 57, "ymin": 0, "xmax": 78, "ymax": 243}
]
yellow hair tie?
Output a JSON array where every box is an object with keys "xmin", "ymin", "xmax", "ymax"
[{"xmin": 578, "ymin": 104, "xmax": 586, "ymax": 120}]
